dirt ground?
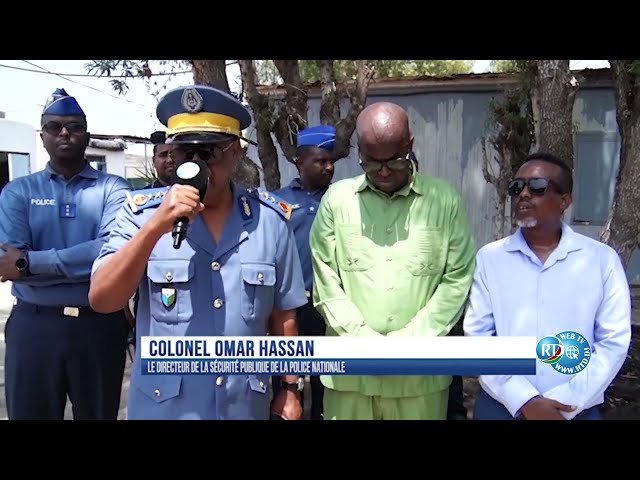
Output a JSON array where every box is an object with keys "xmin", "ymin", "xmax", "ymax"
[{"xmin": 463, "ymin": 325, "xmax": 640, "ymax": 420}]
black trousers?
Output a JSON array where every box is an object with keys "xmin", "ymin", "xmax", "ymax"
[
  {"xmin": 4, "ymin": 300, "xmax": 130, "ymax": 420},
  {"xmin": 446, "ymin": 318, "xmax": 468, "ymax": 420},
  {"xmin": 272, "ymin": 300, "xmax": 326, "ymax": 420}
]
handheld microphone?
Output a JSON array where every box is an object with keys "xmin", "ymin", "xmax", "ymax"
[{"xmin": 170, "ymin": 158, "xmax": 210, "ymax": 249}]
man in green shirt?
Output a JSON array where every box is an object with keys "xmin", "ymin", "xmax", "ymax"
[{"xmin": 309, "ymin": 101, "xmax": 476, "ymax": 420}]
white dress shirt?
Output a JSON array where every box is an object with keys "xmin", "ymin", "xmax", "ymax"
[{"xmin": 463, "ymin": 222, "xmax": 632, "ymax": 419}]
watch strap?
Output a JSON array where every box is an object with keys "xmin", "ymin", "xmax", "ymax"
[{"xmin": 281, "ymin": 378, "xmax": 303, "ymax": 392}]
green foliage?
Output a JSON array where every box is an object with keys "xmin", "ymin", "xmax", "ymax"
[
  {"xmin": 484, "ymin": 61, "xmax": 535, "ymax": 178},
  {"xmin": 489, "ymin": 60, "xmax": 520, "ymax": 73},
  {"xmin": 84, "ymin": 60, "xmax": 190, "ymax": 96},
  {"xmin": 628, "ymin": 60, "xmax": 640, "ymax": 76},
  {"xmin": 255, "ymin": 60, "xmax": 474, "ymax": 85}
]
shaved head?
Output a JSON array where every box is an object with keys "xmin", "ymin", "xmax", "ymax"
[
  {"xmin": 356, "ymin": 102, "xmax": 411, "ymax": 146},
  {"xmin": 356, "ymin": 102, "xmax": 414, "ymax": 194}
]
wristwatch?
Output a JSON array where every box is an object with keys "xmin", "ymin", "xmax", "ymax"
[
  {"xmin": 281, "ymin": 377, "xmax": 304, "ymax": 392},
  {"xmin": 15, "ymin": 252, "xmax": 29, "ymax": 274}
]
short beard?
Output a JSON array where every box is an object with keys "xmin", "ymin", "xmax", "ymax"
[{"xmin": 516, "ymin": 218, "xmax": 538, "ymax": 228}]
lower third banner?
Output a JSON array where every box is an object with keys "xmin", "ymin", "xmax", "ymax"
[{"xmin": 139, "ymin": 336, "xmax": 538, "ymax": 376}]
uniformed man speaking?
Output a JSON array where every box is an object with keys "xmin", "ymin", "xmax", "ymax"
[{"xmin": 89, "ymin": 85, "xmax": 309, "ymax": 420}]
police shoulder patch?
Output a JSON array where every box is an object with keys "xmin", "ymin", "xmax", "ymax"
[
  {"xmin": 126, "ymin": 186, "xmax": 169, "ymax": 214},
  {"xmin": 246, "ymin": 188, "xmax": 295, "ymax": 220}
]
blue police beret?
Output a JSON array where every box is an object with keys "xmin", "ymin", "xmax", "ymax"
[
  {"xmin": 42, "ymin": 88, "xmax": 85, "ymax": 117},
  {"xmin": 156, "ymin": 85, "xmax": 252, "ymax": 144},
  {"xmin": 297, "ymin": 125, "xmax": 336, "ymax": 151}
]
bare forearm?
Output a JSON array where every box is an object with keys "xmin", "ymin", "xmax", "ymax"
[
  {"xmin": 89, "ymin": 222, "xmax": 163, "ymax": 313},
  {"xmin": 269, "ymin": 308, "xmax": 300, "ymax": 383}
]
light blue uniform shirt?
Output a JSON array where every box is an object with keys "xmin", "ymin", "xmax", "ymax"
[
  {"xmin": 274, "ymin": 178, "xmax": 327, "ymax": 293},
  {"xmin": 0, "ymin": 162, "xmax": 130, "ymax": 306},
  {"xmin": 91, "ymin": 183, "xmax": 308, "ymax": 420}
]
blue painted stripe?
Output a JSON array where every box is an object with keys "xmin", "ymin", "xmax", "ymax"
[{"xmin": 140, "ymin": 358, "xmax": 536, "ymax": 376}]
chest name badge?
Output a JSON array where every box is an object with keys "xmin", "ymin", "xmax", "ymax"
[
  {"xmin": 59, "ymin": 203, "xmax": 76, "ymax": 218},
  {"xmin": 161, "ymin": 287, "xmax": 176, "ymax": 309}
]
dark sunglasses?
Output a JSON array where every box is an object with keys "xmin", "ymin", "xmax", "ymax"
[
  {"xmin": 360, "ymin": 152, "xmax": 411, "ymax": 174},
  {"xmin": 42, "ymin": 122, "xmax": 86, "ymax": 136},
  {"xmin": 508, "ymin": 177, "xmax": 564, "ymax": 196},
  {"xmin": 170, "ymin": 143, "xmax": 232, "ymax": 164}
]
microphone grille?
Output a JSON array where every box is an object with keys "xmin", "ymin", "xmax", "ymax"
[{"xmin": 175, "ymin": 161, "xmax": 201, "ymax": 181}]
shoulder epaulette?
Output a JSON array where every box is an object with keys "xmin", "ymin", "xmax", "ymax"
[
  {"xmin": 246, "ymin": 187, "xmax": 296, "ymax": 220},
  {"xmin": 126, "ymin": 186, "xmax": 169, "ymax": 213}
]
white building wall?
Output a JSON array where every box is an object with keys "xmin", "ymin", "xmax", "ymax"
[
  {"xmin": 34, "ymin": 132, "xmax": 126, "ymax": 178},
  {"xmin": 0, "ymin": 119, "xmax": 38, "ymax": 177}
]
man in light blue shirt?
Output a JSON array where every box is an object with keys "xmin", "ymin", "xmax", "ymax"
[
  {"xmin": 272, "ymin": 125, "xmax": 337, "ymax": 420},
  {"xmin": 0, "ymin": 88, "xmax": 131, "ymax": 420},
  {"xmin": 464, "ymin": 152, "xmax": 632, "ymax": 420}
]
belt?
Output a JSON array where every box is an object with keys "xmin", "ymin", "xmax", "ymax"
[{"xmin": 14, "ymin": 299, "xmax": 90, "ymax": 318}]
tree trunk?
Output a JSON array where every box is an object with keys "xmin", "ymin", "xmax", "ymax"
[
  {"xmin": 238, "ymin": 60, "xmax": 281, "ymax": 191},
  {"xmin": 316, "ymin": 60, "xmax": 375, "ymax": 160},
  {"xmin": 191, "ymin": 60, "xmax": 230, "ymax": 92},
  {"xmin": 237, "ymin": 60, "xmax": 374, "ymax": 189},
  {"xmin": 529, "ymin": 60, "xmax": 578, "ymax": 168},
  {"xmin": 189, "ymin": 60, "xmax": 259, "ymax": 188},
  {"xmin": 334, "ymin": 60, "xmax": 375, "ymax": 159},
  {"xmin": 318, "ymin": 60, "xmax": 341, "ymax": 125},
  {"xmin": 600, "ymin": 60, "xmax": 640, "ymax": 269},
  {"xmin": 272, "ymin": 60, "xmax": 308, "ymax": 163},
  {"xmin": 482, "ymin": 138, "xmax": 511, "ymax": 240}
]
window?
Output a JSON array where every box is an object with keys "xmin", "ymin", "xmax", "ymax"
[
  {"xmin": 0, "ymin": 151, "xmax": 30, "ymax": 193},
  {"xmin": 0, "ymin": 151, "xmax": 8, "ymax": 193},
  {"xmin": 86, "ymin": 154, "xmax": 107, "ymax": 172},
  {"xmin": 573, "ymin": 132, "xmax": 620, "ymax": 225}
]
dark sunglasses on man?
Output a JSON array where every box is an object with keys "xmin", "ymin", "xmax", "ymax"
[
  {"xmin": 359, "ymin": 151, "xmax": 411, "ymax": 174},
  {"xmin": 507, "ymin": 177, "xmax": 564, "ymax": 197},
  {"xmin": 170, "ymin": 143, "xmax": 233, "ymax": 164},
  {"xmin": 42, "ymin": 122, "xmax": 87, "ymax": 136}
]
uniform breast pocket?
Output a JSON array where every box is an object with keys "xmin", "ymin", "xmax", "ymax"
[
  {"xmin": 147, "ymin": 259, "xmax": 195, "ymax": 323},
  {"xmin": 406, "ymin": 227, "xmax": 445, "ymax": 276},
  {"xmin": 335, "ymin": 224, "xmax": 374, "ymax": 272},
  {"xmin": 241, "ymin": 262, "xmax": 276, "ymax": 323}
]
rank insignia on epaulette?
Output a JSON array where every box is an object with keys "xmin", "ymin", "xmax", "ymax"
[
  {"xmin": 279, "ymin": 201, "xmax": 291, "ymax": 216},
  {"xmin": 126, "ymin": 186, "xmax": 169, "ymax": 213},
  {"xmin": 239, "ymin": 195, "xmax": 252, "ymax": 220},
  {"xmin": 132, "ymin": 194, "xmax": 148, "ymax": 206},
  {"xmin": 246, "ymin": 188, "xmax": 294, "ymax": 220}
]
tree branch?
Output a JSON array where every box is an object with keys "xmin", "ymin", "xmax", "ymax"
[
  {"xmin": 272, "ymin": 60, "xmax": 308, "ymax": 163},
  {"xmin": 318, "ymin": 60, "xmax": 341, "ymax": 126},
  {"xmin": 481, "ymin": 138, "xmax": 499, "ymax": 186},
  {"xmin": 238, "ymin": 60, "xmax": 281, "ymax": 190},
  {"xmin": 334, "ymin": 60, "xmax": 375, "ymax": 159}
]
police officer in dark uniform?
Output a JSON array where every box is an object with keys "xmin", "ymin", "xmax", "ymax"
[
  {"xmin": 142, "ymin": 131, "xmax": 174, "ymax": 189},
  {"xmin": 0, "ymin": 88, "xmax": 131, "ymax": 420},
  {"xmin": 89, "ymin": 85, "xmax": 309, "ymax": 420},
  {"xmin": 271, "ymin": 125, "xmax": 337, "ymax": 420}
]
